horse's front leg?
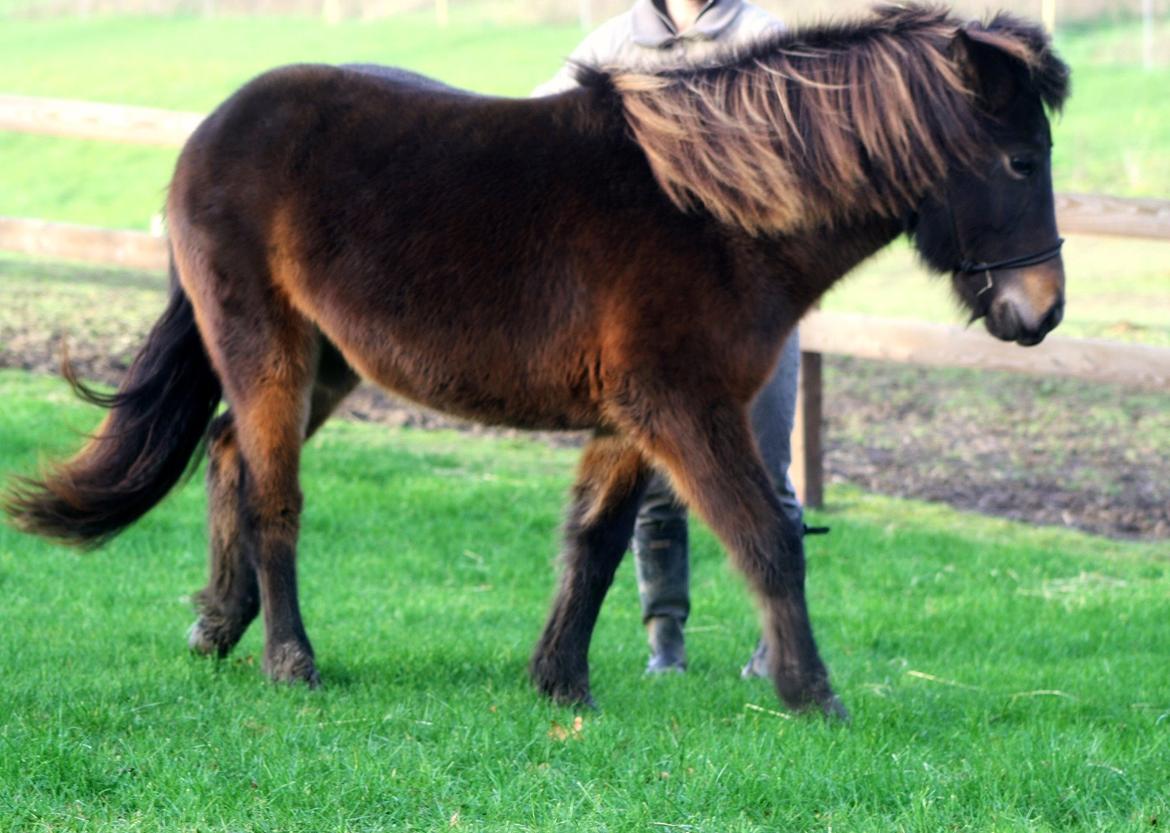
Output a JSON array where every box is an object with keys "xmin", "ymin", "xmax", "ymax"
[
  {"xmin": 635, "ymin": 399, "xmax": 845, "ymax": 718},
  {"xmin": 530, "ymin": 434, "xmax": 649, "ymax": 706}
]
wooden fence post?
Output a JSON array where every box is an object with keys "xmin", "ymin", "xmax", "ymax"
[{"xmin": 792, "ymin": 349, "xmax": 825, "ymax": 510}]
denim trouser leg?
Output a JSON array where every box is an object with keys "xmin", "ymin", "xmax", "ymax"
[
  {"xmin": 632, "ymin": 330, "xmax": 804, "ymax": 623},
  {"xmin": 748, "ymin": 331, "xmax": 804, "ymax": 533}
]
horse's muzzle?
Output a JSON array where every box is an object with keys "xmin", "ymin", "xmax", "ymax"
[{"xmin": 983, "ymin": 257, "xmax": 1066, "ymax": 346}]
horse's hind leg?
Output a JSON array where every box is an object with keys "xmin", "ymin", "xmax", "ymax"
[
  {"xmin": 188, "ymin": 340, "xmax": 358, "ymax": 659},
  {"xmin": 188, "ymin": 412, "xmax": 260, "ymax": 657},
  {"xmin": 531, "ymin": 434, "xmax": 649, "ymax": 705},
  {"xmin": 188, "ymin": 277, "xmax": 351, "ymax": 685},
  {"xmin": 633, "ymin": 399, "xmax": 844, "ymax": 717}
]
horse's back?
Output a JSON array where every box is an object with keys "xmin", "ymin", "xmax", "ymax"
[{"xmin": 340, "ymin": 63, "xmax": 463, "ymax": 93}]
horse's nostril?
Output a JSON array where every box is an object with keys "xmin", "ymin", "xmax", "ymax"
[
  {"xmin": 1014, "ymin": 300, "xmax": 1063, "ymax": 346},
  {"xmin": 991, "ymin": 300, "xmax": 1019, "ymax": 341},
  {"xmin": 1040, "ymin": 299, "xmax": 1065, "ymax": 334}
]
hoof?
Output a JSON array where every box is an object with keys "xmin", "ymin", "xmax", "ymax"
[
  {"xmin": 645, "ymin": 658, "xmax": 686, "ymax": 675},
  {"xmin": 780, "ymin": 690, "xmax": 849, "ymax": 721},
  {"xmin": 187, "ymin": 617, "xmax": 241, "ymax": 659},
  {"xmin": 263, "ymin": 641, "xmax": 320, "ymax": 687},
  {"xmin": 776, "ymin": 670, "xmax": 847, "ymax": 720},
  {"xmin": 551, "ymin": 688, "xmax": 597, "ymax": 709},
  {"xmin": 536, "ymin": 677, "xmax": 595, "ymax": 708},
  {"xmin": 530, "ymin": 657, "xmax": 593, "ymax": 707},
  {"xmin": 820, "ymin": 694, "xmax": 850, "ymax": 722}
]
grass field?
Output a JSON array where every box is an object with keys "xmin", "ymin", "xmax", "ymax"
[
  {"xmin": 0, "ymin": 14, "xmax": 1168, "ymax": 227},
  {"xmin": 1, "ymin": 369, "xmax": 1167, "ymax": 831},
  {"xmin": 1, "ymin": 12, "xmax": 1168, "ymax": 341},
  {"xmin": 0, "ymin": 15, "xmax": 581, "ymax": 230},
  {"xmin": 2, "ymin": 12, "xmax": 1167, "ymax": 831}
]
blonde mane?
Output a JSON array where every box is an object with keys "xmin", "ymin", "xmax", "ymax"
[{"xmin": 609, "ymin": 5, "xmax": 1065, "ymax": 234}]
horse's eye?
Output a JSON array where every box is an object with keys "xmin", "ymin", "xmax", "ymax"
[{"xmin": 1008, "ymin": 155, "xmax": 1037, "ymax": 177}]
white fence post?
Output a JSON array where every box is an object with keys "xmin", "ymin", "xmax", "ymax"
[
  {"xmin": 1041, "ymin": 0, "xmax": 1056, "ymax": 32},
  {"xmin": 1142, "ymin": 0, "xmax": 1155, "ymax": 70}
]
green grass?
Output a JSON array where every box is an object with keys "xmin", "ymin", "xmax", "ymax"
[
  {"xmin": 1, "ymin": 14, "xmax": 1167, "ymax": 341},
  {"xmin": 1050, "ymin": 19, "xmax": 1170, "ymax": 196},
  {"xmin": 1, "ymin": 369, "xmax": 1167, "ymax": 831},
  {"xmin": 0, "ymin": 15, "xmax": 581, "ymax": 229},
  {"xmin": 1, "ymin": 15, "xmax": 1169, "ymax": 227}
]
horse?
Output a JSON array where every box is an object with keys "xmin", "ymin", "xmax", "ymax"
[{"xmin": 6, "ymin": 4, "xmax": 1069, "ymax": 718}]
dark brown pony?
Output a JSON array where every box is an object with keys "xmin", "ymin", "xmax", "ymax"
[{"xmin": 7, "ymin": 5, "xmax": 1069, "ymax": 717}]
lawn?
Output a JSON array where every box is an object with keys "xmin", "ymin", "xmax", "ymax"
[
  {"xmin": 2, "ymin": 12, "xmax": 1167, "ymax": 831},
  {"xmin": 0, "ymin": 13, "xmax": 1168, "ymax": 226},
  {"xmin": 1, "ymin": 12, "xmax": 1168, "ymax": 341},
  {"xmin": 0, "ymin": 14, "xmax": 582, "ymax": 230},
  {"xmin": 0, "ymin": 369, "xmax": 1167, "ymax": 831}
]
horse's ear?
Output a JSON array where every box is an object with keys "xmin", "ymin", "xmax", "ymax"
[{"xmin": 953, "ymin": 18, "xmax": 1070, "ymax": 115}]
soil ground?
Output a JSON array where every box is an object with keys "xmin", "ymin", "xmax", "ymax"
[{"xmin": 2, "ymin": 257, "xmax": 1167, "ymax": 540}]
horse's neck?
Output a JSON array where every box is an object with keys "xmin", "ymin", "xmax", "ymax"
[{"xmin": 750, "ymin": 216, "xmax": 904, "ymax": 323}]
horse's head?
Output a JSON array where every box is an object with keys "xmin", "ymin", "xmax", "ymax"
[{"xmin": 911, "ymin": 16, "xmax": 1070, "ymax": 346}]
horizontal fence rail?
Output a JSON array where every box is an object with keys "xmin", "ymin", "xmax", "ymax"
[
  {"xmin": 0, "ymin": 94, "xmax": 203, "ymax": 147},
  {"xmin": 1055, "ymin": 192, "xmax": 1170, "ymax": 241},
  {"xmin": 3, "ymin": 94, "xmax": 1169, "ymax": 508},
  {"xmin": 0, "ymin": 216, "xmax": 167, "ymax": 271},
  {"xmin": 800, "ymin": 310, "xmax": 1170, "ymax": 389}
]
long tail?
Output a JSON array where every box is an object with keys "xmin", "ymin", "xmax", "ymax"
[{"xmin": 5, "ymin": 257, "xmax": 222, "ymax": 548}]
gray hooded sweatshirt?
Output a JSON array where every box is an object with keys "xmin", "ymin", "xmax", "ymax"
[{"xmin": 533, "ymin": 0, "xmax": 784, "ymax": 96}]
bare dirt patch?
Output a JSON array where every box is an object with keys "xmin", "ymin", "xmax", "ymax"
[{"xmin": 3, "ymin": 257, "xmax": 1166, "ymax": 540}]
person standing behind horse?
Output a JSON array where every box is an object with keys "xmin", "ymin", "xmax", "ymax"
[{"xmin": 536, "ymin": 0, "xmax": 807, "ymax": 678}]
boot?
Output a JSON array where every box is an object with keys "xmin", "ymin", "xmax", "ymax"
[
  {"xmin": 645, "ymin": 615, "xmax": 687, "ymax": 673},
  {"xmin": 633, "ymin": 480, "xmax": 690, "ymax": 674},
  {"xmin": 740, "ymin": 636, "xmax": 769, "ymax": 679}
]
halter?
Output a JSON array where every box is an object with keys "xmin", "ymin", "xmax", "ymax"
[
  {"xmin": 956, "ymin": 239, "xmax": 1065, "ymax": 277},
  {"xmin": 944, "ymin": 186, "xmax": 1064, "ymax": 298}
]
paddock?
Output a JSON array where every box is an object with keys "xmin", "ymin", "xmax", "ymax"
[{"xmin": 1, "ymin": 7, "xmax": 1168, "ymax": 830}]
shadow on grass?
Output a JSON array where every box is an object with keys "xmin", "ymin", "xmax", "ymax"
[
  {"xmin": 0, "ymin": 256, "xmax": 165, "ymax": 292},
  {"xmin": 184, "ymin": 641, "xmax": 537, "ymax": 700}
]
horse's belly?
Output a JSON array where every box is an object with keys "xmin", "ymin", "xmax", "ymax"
[
  {"xmin": 268, "ymin": 227, "xmax": 602, "ymax": 432},
  {"xmin": 331, "ymin": 327, "xmax": 601, "ymax": 432}
]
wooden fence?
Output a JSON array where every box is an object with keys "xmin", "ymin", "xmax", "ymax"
[{"xmin": 3, "ymin": 95, "xmax": 1169, "ymax": 507}]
